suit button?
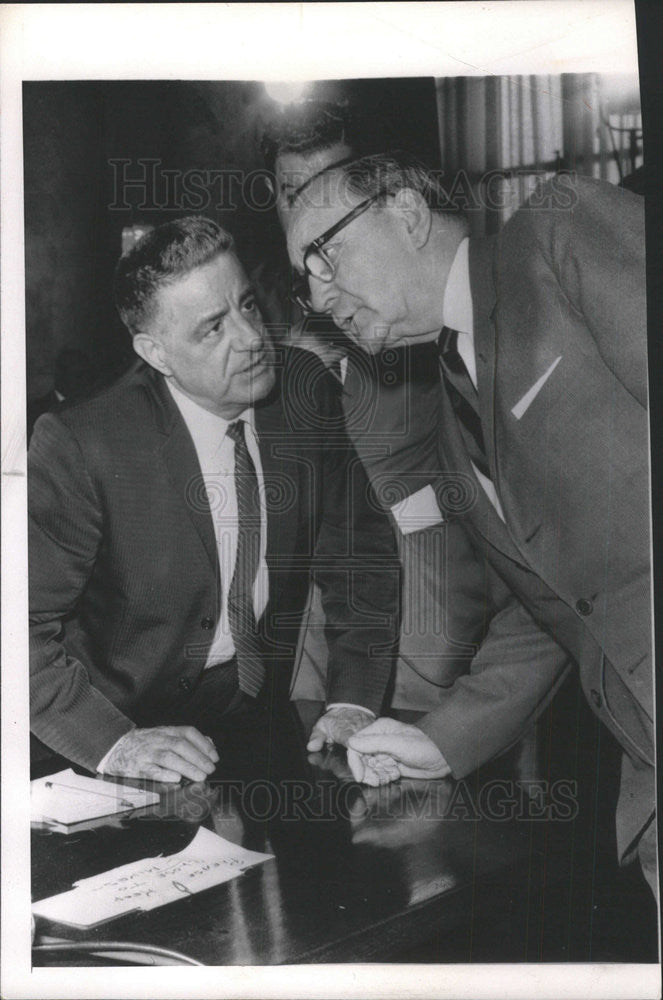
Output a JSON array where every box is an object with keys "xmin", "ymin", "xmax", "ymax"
[
  {"xmin": 178, "ymin": 677, "xmax": 192, "ymax": 693},
  {"xmin": 575, "ymin": 598, "xmax": 593, "ymax": 616},
  {"xmin": 590, "ymin": 689, "xmax": 602, "ymax": 710},
  {"xmin": 200, "ymin": 617, "xmax": 214, "ymax": 630}
]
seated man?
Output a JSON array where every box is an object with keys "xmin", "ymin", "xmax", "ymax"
[{"xmin": 29, "ymin": 216, "xmax": 400, "ymax": 781}]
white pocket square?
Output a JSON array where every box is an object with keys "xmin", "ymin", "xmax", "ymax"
[{"xmin": 511, "ymin": 356, "xmax": 562, "ymax": 419}]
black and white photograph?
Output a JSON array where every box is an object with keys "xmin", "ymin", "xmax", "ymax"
[{"xmin": 1, "ymin": 3, "xmax": 660, "ymax": 998}]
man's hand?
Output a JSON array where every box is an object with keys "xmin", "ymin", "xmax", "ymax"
[
  {"xmin": 306, "ymin": 706, "xmax": 374, "ymax": 752},
  {"xmin": 103, "ymin": 726, "xmax": 219, "ymax": 783},
  {"xmin": 347, "ymin": 717, "xmax": 451, "ymax": 786}
]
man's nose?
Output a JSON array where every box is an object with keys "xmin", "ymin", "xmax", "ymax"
[
  {"xmin": 309, "ymin": 274, "xmax": 335, "ymax": 314},
  {"xmin": 232, "ymin": 312, "xmax": 264, "ymax": 351}
]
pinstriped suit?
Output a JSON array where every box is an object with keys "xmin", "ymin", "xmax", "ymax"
[{"xmin": 29, "ymin": 349, "xmax": 399, "ymax": 772}]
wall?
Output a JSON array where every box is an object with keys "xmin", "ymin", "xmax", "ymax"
[{"xmin": 23, "ymin": 78, "xmax": 440, "ymax": 399}]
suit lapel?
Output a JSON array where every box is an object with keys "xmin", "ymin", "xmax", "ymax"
[
  {"xmin": 450, "ymin": 238, "xmax": 531, "ymax": 565},
  {"xmin": 468, "ymin": 236, "xmax": 498, "ymax": 479},
  {"xmin": 468, "ymin": 237, "xmax": 545, "ymax": 547},
  {"xmin": 143, "ymin": 364, "xmax": 301, "ymax": 579},
  {"xmin": 142, "ymin": 366, "xmax": 218, "ymax": 571},
  {"xmin": 437, "ymin": 386, "xmax": 526, "ymax": 567},
  {"xmin": 255, "ymin": 380, "xmax": 300, "ymax": 570}
]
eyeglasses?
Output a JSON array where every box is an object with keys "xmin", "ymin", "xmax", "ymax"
[{"xmin": 291, "ymin": 191, "xmax": 384, "ymax": 313}]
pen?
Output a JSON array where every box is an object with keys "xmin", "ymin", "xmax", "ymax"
[{"xmin": 44, "ymin": 780, "xmax": 136, "ymax": 810}]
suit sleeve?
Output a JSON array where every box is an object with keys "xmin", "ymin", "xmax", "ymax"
[
  {"xmin": 310, "ymin": 370, "xmax": 401, "ymax": 716},
  {"xmin": 29, "ymin": 414, "xmax": 135, "ymax": 770},
  {"xmin": 519, "ymin": 176, "xmax": 647, "ymax": 407},
  {"xmin": 342, "ymin": 343, "xmax": 443, "ymax": 508},
  {"xmin": 416, "ymin": 593, "xmax": 572, "ymax": 778}
]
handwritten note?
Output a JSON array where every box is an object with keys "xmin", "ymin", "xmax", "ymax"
[
  {"xmin": 31, "ymin": 768, "xmax": 159, "ymax": 825},
  {"xmin": 32, "ymin": 827, "xmax": 273, "ymax": 928}
]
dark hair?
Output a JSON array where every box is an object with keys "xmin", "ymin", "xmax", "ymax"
[
  {"xmin": 114, "ymin": 216, "xmax": 233, "ymax": 337},
  {"xmin": 260, "ymin": 100, "xmax": 356, "ymax": 174}
]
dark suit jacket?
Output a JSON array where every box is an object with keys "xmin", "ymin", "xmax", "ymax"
[
  {"xmin": 29, "ymin": 349, "xmax": 399, "ymax": 771},
  {"xmin": 418, "ymin": 176, "xmax": 653, "ymax": 860},
  {"xmin": 341, "ymin": 342, "xmax": 505, "ymax": 710}
]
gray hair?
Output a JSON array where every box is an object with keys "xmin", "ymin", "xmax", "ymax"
[{"xmin": 297, "ymin": 150, "xmax": 463, "ymax": 220}]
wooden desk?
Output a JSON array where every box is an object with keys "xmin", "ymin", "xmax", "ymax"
[
  {"xmin": 29, "ymin": 762, "xmax": 597, "ymax": 963},
  {"xmin": 31, "ymin": 698, "xmax": 658, "ymax": 966}
]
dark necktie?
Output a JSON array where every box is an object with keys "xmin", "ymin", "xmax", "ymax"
[
  {"xmin": 226, "ymin": 420, "xmax": 265, "ymax": 698},
  {"xmin": 438, "ymin": 328, "xmax": 491, "ymax": 478}
]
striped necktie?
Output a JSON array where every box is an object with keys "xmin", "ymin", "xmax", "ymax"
[
  {"xmin": 226, "ymin": 420, "xmax": 265, "ymax": 698},
  {"xmin": 438, "ymin": 328, "xmax": 490, "ymax": 479}
]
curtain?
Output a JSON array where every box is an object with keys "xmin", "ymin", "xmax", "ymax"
[{"xmin": 434, "ymin": 73, "xmax": 628, "ymax": 235}]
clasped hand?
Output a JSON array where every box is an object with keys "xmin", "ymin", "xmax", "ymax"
[
  {"xmin": 306, "ymin": 705, "xmax": 374, "ymax": 751},
  {"xmin": 346, "ymin": 717, "xmax": 451, "ymax": 786}
]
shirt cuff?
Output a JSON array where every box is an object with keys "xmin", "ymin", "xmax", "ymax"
[
  {"xmin": 96, "ymin": 731, "xmax": 133, "ymax": 774},
  {"xmin": 390, "ymin": 483, "xmax": 445, "ymax": 534},
  {"xmin": 326, "ymin": 703, "xmax": 376, "ymax": 719}
]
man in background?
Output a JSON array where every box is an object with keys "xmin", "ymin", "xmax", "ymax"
[
  {"xmin": 257, "ymin": 98, "xmax": 356, "ymax": 367},
  {"xmin": 27, "ymin": 347, "xmax": 97, "ymax": 442}
]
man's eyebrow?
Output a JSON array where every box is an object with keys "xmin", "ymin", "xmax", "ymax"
[
  {"xmin": 239, "ymin": 286, "xmax": 257, "ymax": 304},
  {"xmin": 194, "ymin": 307, "xmax": 228, "ymax": 333}
]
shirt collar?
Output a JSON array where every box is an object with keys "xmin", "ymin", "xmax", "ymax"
[
  {"xmin": 166, "ymin": 379, "xmax": 256, "ymax": 458},
  {"xmin": 442, "ymin": 237, "xmax": 473, "ymax": 336}
]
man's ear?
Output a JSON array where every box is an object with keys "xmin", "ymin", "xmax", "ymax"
[
  {"xmin": 391, "ymin": 187, "xmax": 432, "ymax": 248},
  {"xmin": 132, "ymin": 333, "xmax": 173, "ymax": 376}
]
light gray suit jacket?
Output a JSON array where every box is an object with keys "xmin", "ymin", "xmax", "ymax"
[{"xmin": 418, "ymin": 176, "xmax": 653, "ymax": 861}]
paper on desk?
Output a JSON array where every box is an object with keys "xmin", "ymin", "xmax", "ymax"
[
  {"xmin": 31, "ymin": 768, "xmax": 160, "ymax": 824},
  {"xmin": 32, "ymin": 826, "xmax": 273, "ymax": 928}
]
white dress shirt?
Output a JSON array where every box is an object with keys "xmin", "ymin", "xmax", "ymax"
[
  {"xmin": 97, "ymin": 381, "xmax": 269, "ymax": 773},
  {"xmin": 174, "ymin": 378, "xmax": 371, "ymax": 721},
  {"xmin": 98, "ymin": 371, "xmax": 375, "ymax": 771},
  {"xmin": 166, "ymin": 380, "xmax": 269, "ymax": 664}
]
